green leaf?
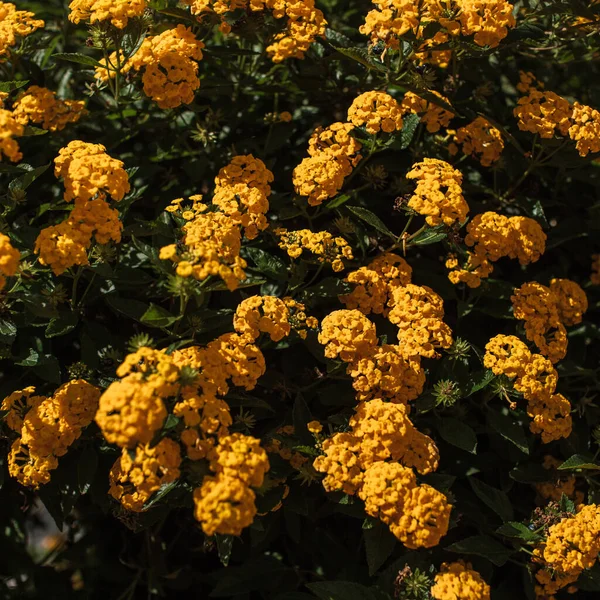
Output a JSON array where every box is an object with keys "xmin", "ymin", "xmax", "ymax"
[
  {"xmin": 496, "ymin": 522, "xmax": 540, "ymax": 542},
  {"xmin": 325, "ymin": 193, "xmax": 352, "ymax": 209},
  {"xmin": 20, "ymin": 126, "xmax": 48, "ymax": 137},
  {"xmin": 45, "ymin": 312, "xmax": 79, "ymax": 338},
  {"xmin": 465, "ymin": 370, "xmax": 495, "ymax": 396},
  {"xmin": 143, "ymin": 481, "xmax": 178, "ymax": 510},
  {"xmin": 364, "ymin": 521, "xmax": 396, "ymax": 576},
  {"xmin": 0, "ymin": 80, "xmax": 29, "ymax": 93},
  {"xmin": 446, "ymin": 535, "xmax": 513, "ymax": 566},
  {"xmin": 11, "ymin": 163, "xmax": 50, "ymax": 191},
  {"xmin": 53, "ymin": 52, "xmax": 106, "ymax": 69},
  {"xmin": 78, "ymin": 445, "xmax": 98, "ymax": 495},
  {"xmin": 105, "ymin": 295, "xmax": 149, "ymax": 322},
  {"xmin": 140, "ymin": 303, "xmax": 180, "ymax": 328},
  {"xmin": 330, "ymin": 47, "xmax": 386, "ymax": 73},
  {"xmin": 0, "ymin": 317, "xmax": 17, "ymax": 344},
  {"xmin": 436, "ymin": 418, "xmax": 477, "ymax": 454},
  {"xmin": 510, "ymin": 463, "xmax": 549, "ymax": 483},
  {"xmin": 245, "ymin": 247, "xmax": 288, "ymax": 281},
  {"xmin": 215, "ymin": 534, "xmax": 234, "ymax": 567},
  {"xmin": 293, "ymin": 393, "xmax": 313, "ymax": 445},
  {"xmin": 398, "ymin": 113, "xmax": 421, "ymax": 149},
  {"xmin": 558, "ymin": 454, "xmax": 600, "ymax": 471},
  {"xmin": 469, "ymin": 477, "xmax": 514, "ymax": 521},
  {"xmin": 412, "ymin": 226, "xmax": 447, "ymax": 246},
  {"xmin": 307, "ymin": 581, "xmax": 391, "ymax": 600},
  {"xmin": 487, "ymin": 410, "xmax": 529, "ymax": 455},
  {"xmin": 346, "ymin": 206, "xmax": 396, "ymax": 240},
  {"xmin": 302, "ymin": 277, "xmax": 353, "ymax": 304}
]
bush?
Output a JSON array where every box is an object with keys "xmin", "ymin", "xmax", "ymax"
[{"xmin": 1, "ymin": 0, "xmax": 600, "ymax": 598}]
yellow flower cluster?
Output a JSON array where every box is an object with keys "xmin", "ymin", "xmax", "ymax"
[
  {"xmin": 318, "ymin": 309, "xmax": 378, "ymax": 362},
  {"xmin": 212, "ymin": 155, "xmax": 273, "ymax": 239},
  {"xmin": 314, "ymin": 399, "xmax": 450, "ymax": 547},
  {"xmin": 12, "ymin": 86, "xmax": 86, "ymax": 132},
  {"xmin": 430, "ymin": 561, "xmax": 491, "ymax": 600},
  {"xmin": 358, "ymin": 461, "xmax": 451, "ymax": 548},
  {"xmin": 0, "ymin": 232, "xmax": 19, "ymax": 290},
  {"xmin": 34, "ymin": 142, "xmax": 127, "ymax": 275},
  {"xmin": 161, "ymin": 197, "xmax": 247, "ymax": 291},
  {"xmin": 534, "ymin": 504, "xmax": 600, "ymax": 598},
  {"xmin": 6, "ymin": 380, "xmax": 100, "ymax": 487},
  {"xmin": 194, "ymin": 433, "xmax": 270, "ymax": 535},
  {"xmin": 183, "ymin": 0, "xmax": 326, "ymax": 63},
  {"xmin": 448, "ymin": 117, "xmax": 504, "ymax": 166},
  {"xmin": 283, "ymin": 297, "xmax": 319, "ymax": 339},
  {"xmin": 514, "ymin": 85, "xmax": 600, "ymax": 157},
  {"xmin": 447, "ymin": 212, "xmax": 546, "ymax": 288},
  {"xmin": 535, "ymin": 455, "xmax": 583, "ymax": 505},
  {"xmin": 388, "ymin": 284, "xmax": 453, "ymax": 359},
  {"xmin": 109, "ymin": 438, "xmax": 182, "ymax": 511},
  {"xmin": 400, "ymin": 91, "xmax": 454, "ymax": 133},
  {"xmin": 68, "ymin": 0, "xmax": 146, "ymax": 29},
  {"xmin": 406, "ymin": 158, "xmax": 469, "ymax": 226},
  {"xmin": 233, "ymin": 295, "xmax": 291, "ymax": 342},
  {"xmin": 0, "ymin": 108, "xmax": 24, "ymax": 162},
  {"xmin": 0, "ymin": 2, "xmax": 44, "ymax": 58},
  {"xmin": 53, "ymin": 140, "xmax": 130, "ymax": 203},
  {"xmin": 347, "ymin": 91, "xmax": 404, "ymax": 134},
  {"xmin": 293, "ymin": 122, "xmax": 363, "ymax": 205},
  {"xmin": 484, "ymin": 335, "xmax": 572, "ymax": 442},
  {"xmin": 360, "ymin": 0, "xmax": 515, "ymax": 57},
  {"xmin": 349, "ymin": 345, "xmax": 425, "ymax": 405},
  {"xmin": 512, "ymin": 279, "xmax": 587, "ymax": 363},
  {"xmin": 275, "ymin": 228, "xmax": 353, "ymax": 272},
  {"xmin": 341, "ymin": 252, "xmax": 413, "ymax": 316}
]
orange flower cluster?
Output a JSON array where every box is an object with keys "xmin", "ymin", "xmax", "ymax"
[
  {"xmin": 347, "ymin": 91, "xmax": 404, "ymax": 134},
  {"xmin": 68, "ymin": 0, "xmax": 146, "ymax": 28},
  {"xmin": 514, "ymin": 81, "xmax": 600, "ymax": 157},
  {"xmin": 360, "ymin": 0, "xmax": 516, "ymax": 66},
  {"xmin": 406, "ymin": 158, "xmax": 469, "ymax": 226},
  {"xmin": 448, "ymin": 117, "xmax": 504, "ymax": 166},
  {"xmin": 533, "ymin": 504, "xmax": 600, "ymax": 597},
  {"xmin": 212, "ymin": 155, "xmax": 273, "ymax": 239},
  {"xmin": 0, "ymin": 107, "xmax": 24, "ymax": 162},
  {"xmin": 34, "ymin": 142, "xmax": 127, "ymax": 275},
  {"xmin": 182, "ymin": 0, "xmax": 326, "ymax": 63},
  {"xmin": 275, "ymin": 228, "xmax": 353, "ymax": 272},
  {"xmin": 341, "ymin": 252, "xmax": 413, "ymax": 316},
  {"xmin": 0, "ymin": 232, "xmax": 19, "ymax": 290},
  {"xmin": 314, "ymin": 399, "xmax": 450, "ymax": 548},
  {"xmin": 511, "ymin": 279, "xmax": 587, "ymax": 363},
  {"xmin": 446, "ymin": 212, "xmax": 546, "ymax": 288},
  {"xmin": 430, "ymin": 561, "xmax": 491, "ymax": 600},
  {"xmin": 484, "ymin": 335, "xmax": 572, "ymax": 442},
  {"xmin": 0, "ymin": 2, "xmax": 44, "ymax": 58},
  {"xmin": 12, "ymin": 86, "xmax": 86, "ymax": 132},
  {"xmin": 5, "ymin": 381, "xmax": 100, "ymax": 487},
  {"xmin": 294, "ymin": 122, "xmax": 362, "ymax": 205},
  {"xmin": 400, "ymin": 91, "xmax": 454, "ymax": 133}
]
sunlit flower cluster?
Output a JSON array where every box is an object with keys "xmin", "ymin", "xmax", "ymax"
[
  {"xmin": 448, "ymin": 117, "xmax": 504, "ymax": 166},
  {"xmin": 68, "ymin": 0, "xmax": 147, "ymax": 28},
  {"xmin": 430, "ymin": 561, "xmax": 491, "ymax": 600},
  {"xmin": 0, "ymin": 2, "xmax": 44, "ymax": 58},
  {"xmin": 6, "ymin": 380, "xmax": 100, "ymax": 487}
]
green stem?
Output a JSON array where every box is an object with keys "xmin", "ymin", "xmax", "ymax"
[{"xmin": 70, "ymin": 267, "xmax": 84, "ymax": 309}]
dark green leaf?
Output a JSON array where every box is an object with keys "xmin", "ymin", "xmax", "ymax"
[
  {"xmin": 106, "ymin": 295, "xmax": 149, "ymax": 322},
  {"xmin": 346, "ymin": 206, "xmax": 396, "ymax": 239},
  {"xmin": 487, "ymin": 410, "xmax": 529, "ymax": 455},
  {"xmin": 307, "ymin": 581, "xmax": 391, "ymax": 600},
  {"xmin": 466, "ymin": 370, "xmax": 495, "ymax": 396},
  {"xmin": 78, "ymin": 446, "xmax": 98, "ymax": 495},
  {"xmin": 215, "ymin": 534, "xmax": 234, "ymax": 567},
  {"xmin": 245, "ymin": 247, "xmax": 288, "ymax": 281},
  {"xmin": 140, "ymin": 303, "xmax": 180, "ymax": 328},
  {"xmin": 0, "ymin": 80, "xmax": 29, "ymax": 93},
  {"xmin": 0, "ymin": 317, "xmax": 17, "ymax": 344},
  {"xmin": 436, "ymin": 418, "xmax": 477, "ymax": 454},
  {"xmin": 364, "ymin": 521, "xmax": 396, "ymax": 576},
  {"xmin": 412, "ymin": 226, "xmax": 447, "ymax": 246},
  {"xmin": 293, "ymin": 393, "xmax": 313, "ymax": 445},
  {"xmin": 45, "ymin": 312, "xmax": 79, "ymax": 338},
  {"xmin": 446, "ymin": 535, "xmax": 513, "ymax": 566},
  {"xmin": 470, "ymin": 477, "xmax": 514, "ymax": 521},
  {"xmin": 558, "ymin": 454, "xmax": 600, "ymax": 471},
  {"xmin": 510, "ymin": 463, "xmax": 549, "ymax": 483},
  {"xmin": 496, "ymin": 522, "xmax": 540, "ymax": 542},
  {"xmin": 53, "ymin": 52, "xmax": 106, "ymax": 68},
  {"xmin": 398, "ymin": 113, "xmax": 421, "ymax": 149}
]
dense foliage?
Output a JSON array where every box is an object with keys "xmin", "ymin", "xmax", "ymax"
[{"xmin": 1, "ymin": 0, "xmax": 600, "ymax": 599}]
